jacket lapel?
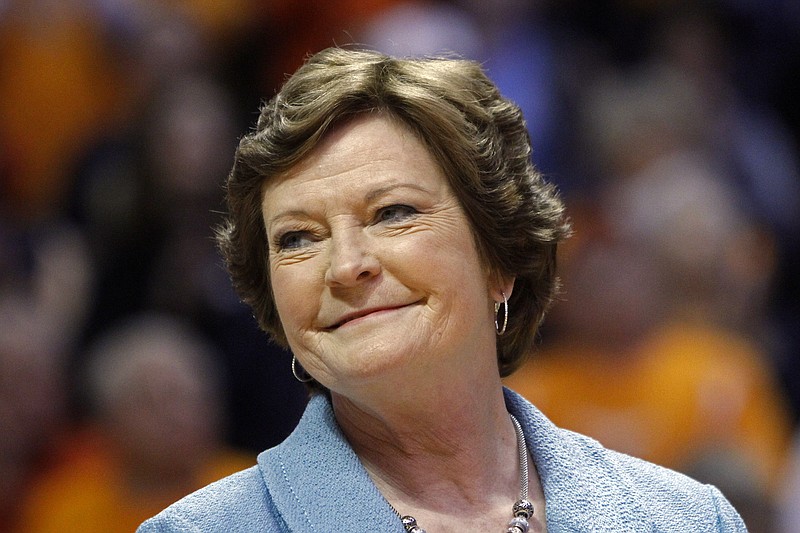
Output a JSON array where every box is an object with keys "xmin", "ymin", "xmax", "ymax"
[{"xmin": 257, "ymin": 394, "xmax": 404, "ymax": 532}]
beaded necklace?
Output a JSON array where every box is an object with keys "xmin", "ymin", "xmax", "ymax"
[{"xmin": 392, "ymin": 414, "xmax": 534, "ymax": 533}]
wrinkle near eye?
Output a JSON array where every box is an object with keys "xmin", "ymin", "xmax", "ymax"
[{"xmin": 270, "ymin": 247, "xmax": 320, "ymax": 267}]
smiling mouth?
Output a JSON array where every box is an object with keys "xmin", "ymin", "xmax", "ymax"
[{"xmin": 326, "ymin": 302, "xmax": 418, "ymax": 330}]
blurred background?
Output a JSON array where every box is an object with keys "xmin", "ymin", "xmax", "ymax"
[{"xmin": 0, "ymin": 0, "xmax": 798, "ymax": 531}]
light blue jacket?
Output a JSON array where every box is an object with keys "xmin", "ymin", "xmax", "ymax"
[{"xmin": 138, "ymin": 388, "xmax": 747, "ymax": 532}]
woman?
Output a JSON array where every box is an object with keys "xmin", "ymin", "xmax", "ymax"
[{"xmin": 138, "ymin": 48, "xmax": 746, "ymax": 532}]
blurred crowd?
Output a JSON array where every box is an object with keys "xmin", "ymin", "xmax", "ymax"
[{"xmin": 1, "ymin": 0, "xmax": 799, "ymax": 531}]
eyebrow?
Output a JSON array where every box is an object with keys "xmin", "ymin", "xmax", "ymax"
[
  {"xmin": 265, "ymin": 209, "xmax": 308, "ymax": 229},
  {"xmin": 364, "ymin": 182, "xmax": 431, "ymax": 202}
]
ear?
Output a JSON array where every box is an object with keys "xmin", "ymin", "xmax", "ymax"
[{"xmin": 490, "ymin": 275, "xmax": 515, "ymax": 303}]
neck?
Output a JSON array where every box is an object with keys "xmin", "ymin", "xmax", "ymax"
[{"xmin": 331, "ymin": 377, "xmax": 520, "ymax": 521}]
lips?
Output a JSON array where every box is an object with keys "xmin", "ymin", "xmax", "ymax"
[{"xmin": 325, "ymin": 303, "xmax": 416, "ymax": 330}]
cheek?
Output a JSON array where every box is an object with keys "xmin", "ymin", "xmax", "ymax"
[
  {"xmin": 393, "ymin": 235, "xmax": 488, "ymax": 308},
  {"xmin": 270, "ymin": 265, "xmax": 316, "ymax": 335},
  {"xmin": 421, "ymin": 230, "xmax": 487, "ymax": 287}
]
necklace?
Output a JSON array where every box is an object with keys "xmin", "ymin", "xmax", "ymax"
[{"xmin": 394, "ymin": 414, "xmax": 534, "ymax": 533}]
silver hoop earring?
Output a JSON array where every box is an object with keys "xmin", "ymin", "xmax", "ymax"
[
  {"xmin": 291, "ymin": 355, "xmax": 313, "ymax": 383},
  {"xmin": 494, "ymin": 291, "xmax": 508, "ymax": 335}
]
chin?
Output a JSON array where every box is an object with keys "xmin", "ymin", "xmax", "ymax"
[{"xmin": 329, "ymin": 346, "xmax": 421, "ymax": 390}]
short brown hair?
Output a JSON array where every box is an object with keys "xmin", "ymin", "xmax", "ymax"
[{"xmin": 217, "ymin": 47, "xmax": 570, "ymax": 381}]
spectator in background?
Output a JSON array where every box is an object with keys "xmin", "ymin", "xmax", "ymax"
[
  {"xmin": 778, "ymin": 430, "xmax": 800, "ymax": 533},
  {"xmin": 0, "ymin": 0, "xmax": 124, "ymax": 221},
  {"xmin": 570, "ymin": 3, "xmax": 800, "ymax": 418},
  {"xmin": 0, "ymin": 308, "xmax": 69, "ymax": 533},
  {"xmin": 0, "ymin": 220, "xmax": 92, "ymax": 532},
  {"xmin": 59, "ymin": 0, "xmax": 310, "ymax": 453},
  {"xmin": 651, "ymin": 6, "xmax": 800, "ymax": 418},
  {"xmin": 16, "ymin": 313, "xmax": 252, "ymax": 533}
]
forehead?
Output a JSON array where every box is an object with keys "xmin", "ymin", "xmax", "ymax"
[{"xmin": 262, "ymin": 114, "xmax": 447, "ymax": 202}]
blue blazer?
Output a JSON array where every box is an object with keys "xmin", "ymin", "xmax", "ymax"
[{"xmin": 138, "ymin": 388, "xmax": 747, "ymax": 532}]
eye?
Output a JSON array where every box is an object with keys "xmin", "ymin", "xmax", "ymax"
[
  {"xmin": 275, "ymin": 230, "xmax": 315, "ymax": 251},
  {"xmin": 376, "ymin": 204, "xmax": 418, "ymax": 223}
]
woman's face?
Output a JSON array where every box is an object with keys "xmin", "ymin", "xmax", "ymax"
[{"xmin": 262, "ymin": 115, "xmax": 502, "ymax": 396}]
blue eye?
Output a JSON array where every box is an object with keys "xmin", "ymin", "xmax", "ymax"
[
  {"xmin": 377, "ymin": 204, "xmax": 417, "ymax": 223},
  {"xmin": 277, "ymin": 231, "xmax": 314, "ymax": 250}
]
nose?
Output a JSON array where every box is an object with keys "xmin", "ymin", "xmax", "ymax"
[{"xmin": 324, "ymin": 228, "xmax": 381, "ymax": 287}]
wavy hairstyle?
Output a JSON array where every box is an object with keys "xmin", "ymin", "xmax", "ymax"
[{"xmin": 217, "ymin": 47, "xmax": 571, "ymax": 386}]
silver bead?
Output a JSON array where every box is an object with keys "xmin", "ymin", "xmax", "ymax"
[
  {"xmin": 506, "ymin": 527, "xmax": 524, "ymax": 533},
  {"xmin": 401, "ymin": 516, "xmax": 417, "ymax": 528},
  {"xmin": 400, "ymin": 515, "xmax": 417, "ymax": 529},
  {"xmin": 409, "ymin": 528, "xmax": 426, "ymax": 533},
  {"xmin": 507, "ymin": 515, "xmax": 530, "ymax": 533},
  {"xmin": 513, "ymin": 498, "xmax": 534, "ymax": 518}
]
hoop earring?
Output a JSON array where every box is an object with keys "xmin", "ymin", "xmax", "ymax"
[
  {"xmin": 494, "ymin": 291, "xmax": 508, "ymax": 336},
  {"xmin": 291, "ymin": 355, "xmax": 313, "ymax": 383}
]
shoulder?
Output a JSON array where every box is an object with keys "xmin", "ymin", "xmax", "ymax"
[
  {"xmin": 136, "ymin": 466, "xmax": 286, "ymax": 533},
  {"xmin": 599, "ymin": 437, "xmax": 743, "ymax": 518},
  {"xmin": 504, "ymin": 388, "xmax": 747, "ymax": 531},
  {"xmin": 550, "ymin": 425, "xmax": 747, "ymax": 530}
]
